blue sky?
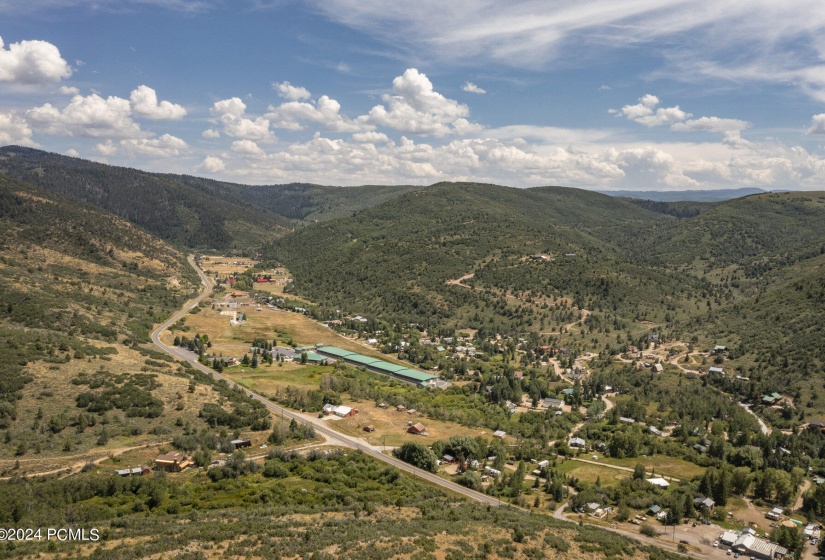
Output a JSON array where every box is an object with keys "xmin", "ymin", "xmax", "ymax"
[{"xmin": 3, "ymin": 0, "xmax": 825, "ymax": 190}]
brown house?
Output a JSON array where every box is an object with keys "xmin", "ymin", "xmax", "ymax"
[
  {"xmin": 407, "ymin": 423, "xmax": 428, "ymax": 435},
  {"xmin": 154, "ymin": 451, "xmax": 193, "ymax": 472}
]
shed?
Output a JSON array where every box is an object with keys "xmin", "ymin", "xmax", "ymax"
[
  {"xmin": 646, "ymin": 477, "xmax": 670, "ymax": 489},
  {"xmin": 407, "ymin": 423, "xmax": 428, "ymax": 435},
  {"xmin": 493, "ymin": 430, "xmax": 507, "ymax": 439},
  {"xmin": 569, "ymin": 437, "xmax": 586, "ymax": 448}
]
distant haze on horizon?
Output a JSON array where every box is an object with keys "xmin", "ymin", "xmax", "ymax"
[{"xmin": 3, "ymin": 1, "xmax": 825, "ymax": 191}]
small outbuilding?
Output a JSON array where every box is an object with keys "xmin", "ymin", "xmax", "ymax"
[{"xmin": 407, "ymin": 423, "xmax": 428, "ymax": 435}]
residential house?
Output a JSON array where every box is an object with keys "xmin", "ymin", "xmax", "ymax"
[
  {"xmin": 731, "ymin": 533, "xmax": 788, "ymax": 560},
  {"xmin": 543, "ymin": 398, "xmax": 565, "ymax": 409},
  {"xmin": 569, "ymin": 437, "xmax": 586, "ymax": 448},
  {"xmin": 646, "ymin": 477, "xmax": 670, "ymax": 489},
  {"xmin": 652, "ymin": 363, "xmax": 663, "ymax": 374},
  {"xmin": 619, "ymin": 416, "xmax": 636, "ymax": 424},
  {"xmin": 693, "ymin": 497, "xmax": 715, "ymax": 510},
  {"xmin": 333, "ymin": 405, "xmax": 357, "ymax": 418},
  {"xmin": 762, "ymin": 392, "xmax": 784, "ymax": 405},
  {"xmin": 154, "ymin": 451, "xmax": 192, "ymax": 473},
  {"xmin": 808, "ymin": 419, "xmax": 825, "ymax": 433},
  {"xmin": 708, "ymin": 366, "xmax": 724, "ymax": 375},
  {"xmin": 648, "ymin": 505, "xmax": 662, "ymax": 515},
  {"xmin": 493, "ymin": 430, "xmax": 507, "ymax": 439}
]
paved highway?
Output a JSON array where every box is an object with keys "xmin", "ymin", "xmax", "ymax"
[{"xmin": 150, "ymin": 256, "xmax": 508, "ymax": 508}]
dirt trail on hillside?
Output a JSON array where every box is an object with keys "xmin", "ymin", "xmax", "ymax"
[{"xmin": 445, "ymin": 273, "xmax": 475, "ymax": 287}]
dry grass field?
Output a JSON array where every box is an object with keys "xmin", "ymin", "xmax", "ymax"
[
  {"xmin": 231, "ymin": 363, "xmax": 333, "ymax": 392},
  {"xmin": 326, "ymin": 400, "xmax": 493, "ymax": 447},
  {"xmin": 175, "ymin": 299, "xmax": 406, "ymax": 364},
  {"xmin": 198, "ymin": 255, "xmax": 258, "ymax": 276}
]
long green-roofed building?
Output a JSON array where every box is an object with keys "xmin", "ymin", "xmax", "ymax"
[{"xmin": 316, "ymin": 345, "xmax": 438, "ymax": 386}]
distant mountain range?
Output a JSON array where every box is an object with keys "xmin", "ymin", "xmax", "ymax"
[{"xmin": 601, "ymin": 187, "xmax": 767, "ymax": 202}]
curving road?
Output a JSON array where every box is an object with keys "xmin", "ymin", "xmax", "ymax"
[{"xmin": 150, "ymin": 256, "xmax": 507, "ymax": 508}]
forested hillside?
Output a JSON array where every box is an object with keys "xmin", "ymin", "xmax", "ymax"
[
  {"xmin": 170, "ymin": 176, "xmax": 425, "ymax": 222},
  {"xmin": 0, "ymin": 146, "xmax": 286, "ymax": 249},
  {"xmin": 267, "ymin": 182, "xmax": 673, "ymax": 326},
  {"xmin": 0, "ymin": 146, "xmax": 425, "ymax": 249},
  {"xmin": 267, "ymin": 184, "xmax": 825, "ymax": 418}
]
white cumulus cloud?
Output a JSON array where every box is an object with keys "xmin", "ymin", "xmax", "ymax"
[
  {"xmin": 199, "ymin": 155, "xmax": 226, "ymax": 173},
  {"xmin": 210, "ymin": 97, "xmax": 274, "ymax": 142},
  {"xmin": 58, "ymin": 85, "xmax": 79, "ymax": 95},
  {"xmin": 120, "ymin": 134, "xmax": 188, "ymax": 157},
  {"xmin": 359, "ymin": 68, "xmax": 481, "ymax": 136},
  {"xmin": 129, "ymin": 85, "xmax": 186, "ymax": 120},
  {"xmin": 612, "ymin": 94, "xmax": 690, "ymax": 127},
  {"xmin": 806, "ymin": 113, "xmax": 825, "ymax": 134},
  {"xmin": 0, "ymin": 36, "xmax": 72, "ymax": 84},
  {"xmin": 230, "ymin": 139, "xmax": 265, "ymax": 156},
  {"xmin": 273, "ymin": 81, "xmax": 312, "ymax": 101},
  {"xmin": 26, "ymin": 93, "xmax": 143, "ymax": 138},
  {"xmin": 267, "ymin": 95, "xmax": 369, "ymax": 132},
  {"xmin": 462, "ymin": 81, "xmax": 486, "ymax": 94},
  {"xmin": 202, "ymin": 128, "xmax": 221, "ymax": 139},
  {"xmin": 0, "ymin": 110, "xmax": 36, "ymax": 146},
  {"xmin": 672, "ymin": 116, "xmax": 750, "ymax": 133},
  {"xmin": 352, "ymin": 131, "xmax": 390, "ymax": 143}
]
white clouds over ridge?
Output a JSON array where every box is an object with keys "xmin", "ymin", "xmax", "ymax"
[{"xmin": 4, "ymin": 33, "xmax": 825, "ymax": 194}]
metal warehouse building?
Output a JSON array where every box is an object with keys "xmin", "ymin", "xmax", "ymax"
[{"xmin": 316, "ymin": 345, "xmax": 438, "ymax": 386}]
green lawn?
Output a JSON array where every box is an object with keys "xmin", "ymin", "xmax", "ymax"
[{"xmin": 556, "ymin": 459, "xmax": 630, "ymax": 486}]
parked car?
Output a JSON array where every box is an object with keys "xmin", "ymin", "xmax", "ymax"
[{"xmin": 713, "ymin": 541, "xmax": 719, "ymax": 547}]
